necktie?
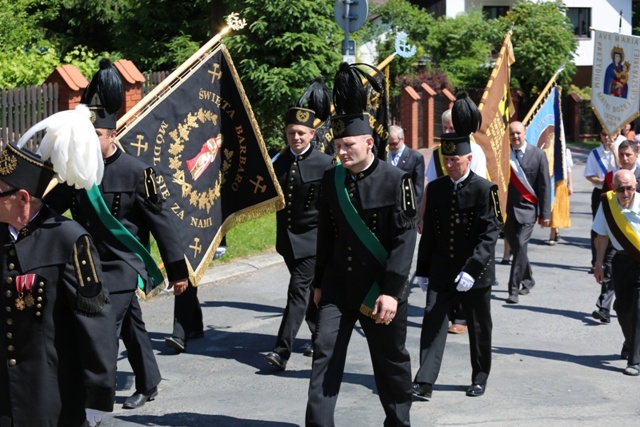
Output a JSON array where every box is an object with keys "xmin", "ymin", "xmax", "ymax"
[
  {"xmin": 515, "ymin": 149, "xmax": 523, "ymax": 162},
  {"xmin": 391, "ymin": 153, "xmax": 399, "ymax": 166}
]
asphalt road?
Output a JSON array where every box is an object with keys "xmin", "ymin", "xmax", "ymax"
[{"xmin": 99, "ymin": 146, "xmax": 640, "ymax": 426}]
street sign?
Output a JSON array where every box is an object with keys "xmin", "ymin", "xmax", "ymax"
[
  {"xmin": 334, "ymin": 0, "xmax": 368, "ymax": 33},
  {"xmin": 342, "ymin": 40, "xmax": 356, "ymax": 56}
]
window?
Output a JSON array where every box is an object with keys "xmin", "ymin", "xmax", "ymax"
[
  {"xmin": 567, "ymin": 8, "xmax": 591, "ymax": 38},
  {"xmin": 483, "ymin": 6, "xmax": 509, "ymax": 19}
]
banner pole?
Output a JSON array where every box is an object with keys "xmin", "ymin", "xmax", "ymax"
[
  {"xmin": 117, "ymin": 13, "xmax": 246, "ymax": 130},
  {"xmin": 522, "ymin": 63, "xmax": 566, "ymax": 125}
]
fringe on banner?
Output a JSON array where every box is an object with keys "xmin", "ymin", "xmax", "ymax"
[{"xmin": 550, "ymin": 179, "xmax": 571, "ymax": 228}]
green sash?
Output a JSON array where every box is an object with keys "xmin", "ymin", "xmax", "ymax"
[
  {"xmin": 86, "ymin": 185, "xmax": 164, "ymax": 292},
  {"xmin": 334, "ymin": 165, "xmax": 388, "ymax": 317}
]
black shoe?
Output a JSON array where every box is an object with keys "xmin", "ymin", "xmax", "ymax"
[
  {"xmin": 265, "ymin": 352, "xmax": 287, "ymax": 370},
  {"xmin": 621, "ymin": 344, "xmax": 630, "ymax": 360},
  {"xmin": 592, "ymin": 309, "xmax": 611, "ymax": 324},
  {"xmin": 188, "ymin": 330, "xmax": 205, "ymax": 340},
  {"xmin": 303, "ymin": 344, "xmax": 314, "ymax": 357},
  {"xmin": 466, "ymin": 384, "xmax": 485, "ymax": 397},
  {"xmin": 123, "ymin": 386, "xmax": 158, "ymax": 409},
  {"xmin": 506, "ymin": 296, "xmax": 519, "ymax": 304},
  {"xmin": 164, "ymin": 336, "xmax": 185, "ymax": 352},
  {"xmin": 518, "ymin": 287, "xmax": 530, "ymax": 296},
  {"xmin": 588, "ymin": 267, "xmax": 594, "ymax": 274},
  {"xmin": 411, "ymin": 382, "xmax": 432, "ymax": 400},
  {"xmin": 500, "ymin": 259, "xmax": 510, "ymax": 265}
]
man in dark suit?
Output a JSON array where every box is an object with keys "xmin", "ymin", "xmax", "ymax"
[
  {"xmin": 46, "ymin": 60, "xmax": 191, "ymax": 409},
  {"xmin": 388, "ymin": 124, "xmax": 425, "ymax": 208},
  {"xmin": 504, "ymin": 121, "xmax": 551, "ymax": 303},
  {"xmin": 264, "ymin": 106, "xmax": 333, "ymax": 370},
  {"xmin": 0, "ymin": 143, "xmax": 117, "ymax": 426},
  {"xmin": 412, "ymin": 94, "xmax": 502, "ymax": 400},
  {"xmin": 306, "ymin": 62, "xmax": 418, "ymax": 427}
]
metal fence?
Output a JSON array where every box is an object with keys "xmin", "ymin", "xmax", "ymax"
[{"xmin": 0, "ymin": 83, "xmax": 59, "ymax": 151}]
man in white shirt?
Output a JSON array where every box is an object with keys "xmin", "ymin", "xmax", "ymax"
[
  {"xmin": 593, "ymin": 169, "xmax": 640, "ymax": 376},
  {"xmin": 584, "ymin": 130, "xmax": 618, "ymax": 273}
]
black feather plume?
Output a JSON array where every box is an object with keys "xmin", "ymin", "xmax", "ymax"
[
  {"xmin": 81, "ymin": 58, "xmax": 124, "ymax": 114},
  {"xmin": 297, "ymin": 77, "xmax": 332, "ymax": 122},
  {"xmin": 452, "ymin": 91, "xmax": 482, "ymax": 136},
  {"xmin": 332, "ymin": 62, "xmax": 368, "ymax": 115}
]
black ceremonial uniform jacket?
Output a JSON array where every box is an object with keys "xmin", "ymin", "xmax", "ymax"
[
  {"xmin": 0, "ymin": 206, "xmax": 117, "ymax": 426},
  {"xmin": 46, "ymin": 148, "xmax": 188, "ymax": 293},
  {"xmin": 273, "ymin": 146, "xmax": 333, "ymax": 260},
  {"xmin": 417, "ymin": 171, "xmax": 502, "ymax": 290},
  {"xmin": 315, "ymin": 158, "xmax": 418, "ymax": 309}
]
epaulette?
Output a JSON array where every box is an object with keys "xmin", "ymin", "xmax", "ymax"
[
  {"xmin": 490, "ymin": 185, "xmax": 503, "ymax": 222},
  {"xmin": 143, "ymin": 167, "xmax": 163, "ymax": 214},
  {"xmin": 73, "ymin": 235, "xmax": 107, "ymax": 313},
  {"xmin": 400, "ymin": 176, "xmax": 418, "ymax": 229}
]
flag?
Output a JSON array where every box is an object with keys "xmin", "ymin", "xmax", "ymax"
[
  {"xmin": 524, "ymin": 86, "xmax": 570, "ymax": 228},
  {"xmin": 591, "ymin": 30, "xmax": 640, "ymax": 135},
  {"xmin": 117, "ymin": 43, "xmax": 284, "ymax": 286},
  {"xmin": 475, "ymin": 31, "xmax": 515, "ymax": 216},
  {"xmin": 364, "ymin": 64, "xmax": 390, "ymax": 161}
]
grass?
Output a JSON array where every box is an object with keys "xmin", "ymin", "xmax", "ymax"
[
  {"xmin": 567, "ymin": 139, "xmax": 599, "ymax": 150},
  {"xmin": 150, "ymin": 212, "xmax": 277, "ymax": 267}
]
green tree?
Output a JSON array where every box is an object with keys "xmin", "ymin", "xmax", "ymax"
[
  {"xmin": 222, "ymin": 0, "xmax": 342, "ymax": 149},
  {"xmin": 500, "ymin": 0, "xmax": 577, "ymax": 100}
]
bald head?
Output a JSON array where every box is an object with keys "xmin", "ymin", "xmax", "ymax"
[{"xmin": 613, "ymin": 169, "xmax": 637, "ymax": 208}]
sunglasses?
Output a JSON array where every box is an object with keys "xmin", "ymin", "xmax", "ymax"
[{"xmin": 614, "ymin": 185, "xmax": 636, "ymax": 193}]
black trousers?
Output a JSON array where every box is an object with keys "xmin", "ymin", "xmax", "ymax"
[
  {"xmin": 596, "ymin": 244, "xmax": 616, "ymax": 312},
  {"xmin": 504, "ymin": 217, "xmax": 535, "ymax": 297},
  {"xmin": 306, "ymin": 299, "xmax": 412, "ymax": 427},
  {"xmin": 272, "ymin": 256, "xmax": 317, "ymax": 359},
  {"xmin": 171, "ymin": 282, "xmax": 203, "ymax": 341},
  {"xmin": 111, "ymin": 290, "xmax": 161, "ymax": 392},
  {"xmin": 612, "ymin": 252, "xmax": 640, "ymax": 365},
  {"xmin": 591, "ymin": 188, "xmax": 603, "ymax": 266},
  {"xmin": 414, "ymin": 286, "xmax": 492, "ymax": 387}
]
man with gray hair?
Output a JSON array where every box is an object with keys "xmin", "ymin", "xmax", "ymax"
[
  {"xmin": 593, "ymin": 169, "xmax": 640, "ymax": 376},
  {"xmin": 388, "ymin": 124, "xmax": 425, "ymax": 209}
]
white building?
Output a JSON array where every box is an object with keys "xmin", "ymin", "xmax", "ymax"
[{"xmin": 409, "ymin": 0, "xmax": 633, "ymax": 87}]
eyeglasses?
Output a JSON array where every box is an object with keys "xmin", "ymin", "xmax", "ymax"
[
  {"xmin": 614, "ymin": 185, "xmax": 636, "ymax": 193},
  {"xmin": 0, "ymin": 188, "xmax": 19, "ymax": 198}
]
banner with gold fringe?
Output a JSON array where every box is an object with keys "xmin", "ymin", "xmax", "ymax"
[
  {"xmin": 591, "ymin": 30, "xmax": 640, "ymax": 136},
  {"xmin": 116, "ymin": 39, "xmax": 284, "ymax": 286},
  {"xmin": 474, "ymin": 31, "xmax": 515, "ymax": 217},
  {"xmin": 523, "ymin": 86, "xmax": 570, "ymax": 228}
]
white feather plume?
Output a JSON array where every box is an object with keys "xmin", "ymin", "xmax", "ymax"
[{"xmin": 18, "ymin": 104, "xmax": 104, "ymax": 189}]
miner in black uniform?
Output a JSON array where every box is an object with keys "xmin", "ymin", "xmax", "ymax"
[
  {"xmin": 412, "ymin": 94, "xmax": 502, "ymax": 400},
  {"xmin": 0, "ymin": 143, "xmax": 117, "ymax": 426},
  {"xmin": 46, "ymin": 59, "xmax": 192, "ymax": 409},
  {"xmin": 305, "ymin": 62, "xmax": 417, "ymax": 427},
  {"xmin": 264, "ymin": 104, "xmax": 333, "ymax": 370}
]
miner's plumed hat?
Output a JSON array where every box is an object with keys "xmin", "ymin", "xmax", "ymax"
[
  {"xmin": 330, "ymin": 62, "xmax": 381, "ymax": 138},
  {"xmin": 81, "ymin": 58, "xmax": 124, "ymax": 129},
  {"xmin": 440, "ymin": 91, "xmax": 482, "ymax": 156},
  {"xmin": 0, "ymin": 143, "xmax": 56, "ymax": 198},
  {"xmin": 285, "ymin": 107, "xmax": 316, "ymax": 128}
]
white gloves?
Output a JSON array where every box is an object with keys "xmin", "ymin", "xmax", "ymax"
[
  {"xmin": 455, "ymin": 271, "xmax": 475, "ymax": 292},
  {"xmin": 417, "ymin": 277, "xmax": 429, "ymax": 292},
  {"xmin": 85, "ymin": 408, "xmax": 105, "ymax": 426}
]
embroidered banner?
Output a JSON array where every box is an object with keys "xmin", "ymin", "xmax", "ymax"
[
  {"xmin": 524, "ymin": 86, "xmax": 570, "ymax": 227},
  {"xmin": 591, "ymin": 30, "xmax": 640, "ymax": 136},
  {"xmin": 474, "ymin": 31, "xmax": 515, "ymax": 217},
  {"xmin": 117, "ymin": 43, "xmax": 284, "ymax": 285}
]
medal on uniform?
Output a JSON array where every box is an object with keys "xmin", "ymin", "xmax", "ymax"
[
  {"xmin": 15, "ymin": 273, "xmax": 36, "ymax": 311},
  {"xmin": 24, "ymin": 294, "xmax": 35, "ymax": 307}
]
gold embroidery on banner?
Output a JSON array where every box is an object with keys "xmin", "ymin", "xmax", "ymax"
[{"xmin": 168, "ymin": 109, "xmax": 225, "ymax": 214}]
